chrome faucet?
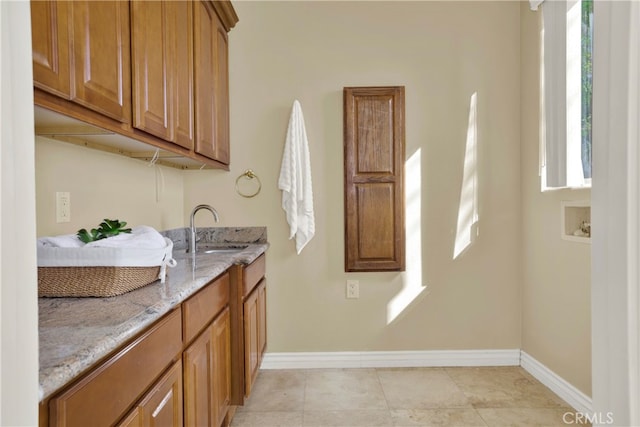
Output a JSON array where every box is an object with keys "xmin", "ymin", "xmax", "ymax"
[{"xmin": 189, "ymin": 204, "xmax": 220, "ymax": 253}]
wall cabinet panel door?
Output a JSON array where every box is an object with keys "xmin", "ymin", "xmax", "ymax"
[
  {"xmin": 31, "ymin": 0, "xmax": 71, "ymax": 98},
  {"xmin": 212, "ymin": 17, "xmax": 230, "ymax": 163},
  {"xmin": 344, "ymin": 86, "xmax": 405, "ymax": 272},
  {"xmin": 131, "ymin": 1, "xmax": 194, "ymax": 148},
  {"xmin": 194, "ymin": 0, "xmax": 230, "ymax": 164},
  {"xmin": 173, "ymin": 2, "xmax": 196, "ymax": 149},
  {"xmin": 70, "ymin": 1, "xmax": 131, "ymax": 123}
]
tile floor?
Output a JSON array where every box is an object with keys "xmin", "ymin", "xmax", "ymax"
[{"xmin": 231, "ymin": 367, "xmax": 590, "ymax": 426}]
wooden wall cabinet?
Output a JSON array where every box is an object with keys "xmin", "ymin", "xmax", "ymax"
[
  {"xmin": 343, "ymin": 86, "xmax": 406, "ymax": 272},
  {"xmin": 194, "ymin": 0, "xmax": 231, "ymax": 164},
  {"xmin": 70, "ymin": 1, "xmax": 132, "ymax": 123},
  {"xmin": 131, "ymin": 1, "xmax": 194, "ymax": 149},
  {"xmin": 30, "ymin": 0, "xmax": 71, "ymax": 98},
  {"xmin": 32, "ymin": 0, "xmax": 132, "ymax": 123},
  {"xmin": 31, "ymin": 0, "xmax": 238, "ymax": 169},
  {"xmin": 229, "ymin": 254, "xmax": 267, "ymax": 405}
]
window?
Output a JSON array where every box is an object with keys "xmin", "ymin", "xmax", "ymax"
[
  {"xmin": 581, "ymin": 0, "xmax": 593, "ymax": 180},
  {"xmin": 534, "ymin": 0, "xmax": 593, "ymax": 189}
]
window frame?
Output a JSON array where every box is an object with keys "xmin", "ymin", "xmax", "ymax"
[{"xmin": 534, "ymin": 0, "xmax": 593, "ymax": 191}]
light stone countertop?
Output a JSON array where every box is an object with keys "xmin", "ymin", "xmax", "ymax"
[{"xmin": 38, "ymin": 227, "xmax": 268, "ymax": 401}]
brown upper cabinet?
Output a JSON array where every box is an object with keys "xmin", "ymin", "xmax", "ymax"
[
  {"xmin": 131, "ymin": 1, "xmax": 194, "ymax": 149},
  {"xmin": 343, "ymin": 86, "xmax": 406, "ymax": 272},
  {"xmin": 31, "ymin": 0, "xmax": 70, "ymax": 99},
  {"xmin": 32, "ymin": 0, "xmax": 132, "ymax": 123},
  {"xmin": 194, "ymin": 0, "xmax": 231, "ymax": 163},
  {"xmin": 31, "ymin": 0, "xmax": 238, "ymax": 169}
]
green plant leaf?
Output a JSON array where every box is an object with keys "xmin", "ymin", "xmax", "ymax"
[
  {"xmin": 77, "ymin": 228, "xmax": 100, "ymax": 243},
  {"xmin": 76, "ymin": 219, "xmax": 132, "ymax": 243}
]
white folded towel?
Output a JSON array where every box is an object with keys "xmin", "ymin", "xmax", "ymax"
[
  {"xmin": 37, "ymin": 225, "xmax": 167, "ymax": 249},
  {"xmin": 278, "ymin": 99, "xmax": 315, "ymax": 254},
  {"xmin": 37, "ymin": 234, "xmax": 84, "ymax": 248},
  {"xmin": 85, "ymin": 225, "xmax": 167, "ymax": 249}
]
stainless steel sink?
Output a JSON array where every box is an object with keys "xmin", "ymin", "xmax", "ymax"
[{"xmin": 196, "ymin": 244, "xmax": 248, "ymax": 254}]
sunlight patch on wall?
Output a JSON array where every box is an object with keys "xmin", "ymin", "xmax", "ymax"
[
  {"xmin": 453, "ymin": 92, "xmax": 479, "ymax": 260},
  {"xmin": 387, "ymin": 148, "xmax": 426, "ymax": 324}
]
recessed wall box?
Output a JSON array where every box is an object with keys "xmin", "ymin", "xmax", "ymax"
[{"xmin": 561, "ymin": 200, "xmax": 591, "ymax": 243}]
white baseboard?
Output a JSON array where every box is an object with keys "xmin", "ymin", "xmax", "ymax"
[
  {"xmin": 520, "ymin": 351, "xmax": 593, "ymax": 414},
  {"xmin": 261, "ymin": 349, "xmax": 593, "ymax": 413},
  {"xmin": 261, "ymin": 349, "xmax": 521, "ymax": 370}
]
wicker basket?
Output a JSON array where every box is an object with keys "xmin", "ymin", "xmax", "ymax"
[
  {"xmin": 38, "ymin": 265, "xmax": 162, "ymax": 298},
  {"xmin": 36, "ymin": 234, "xmax": 174, "ymax": 298}
]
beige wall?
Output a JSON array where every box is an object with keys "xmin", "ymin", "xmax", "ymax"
[
  {"xmin": 519, "ymin": 5, "xmax": 591, "ymax": 395},
  {"xmin": 185, "ymin": 1, "xmax": 522, "ymax": 352},
  {"xmin": 35, "ymin": 137, "xmax": 185, "ymax": 237},
  {"xmin": 33, "ymin": 2, "xmax": 592, "ymax": 395}
]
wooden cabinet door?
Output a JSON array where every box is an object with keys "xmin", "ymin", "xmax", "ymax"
[
  {"xmin": 131, "ymin": 1, "xmax": 194, "ymax": 148},
  {"xmin": 343, "ymin": 86, "xmax": 406, "ymax": 271},
  {"xmin": 117, "ymin": 361, "xmax": 184, "ymax": 427},
  {"xmin": 243, "ymin": 288, "xmax": 260, "ymax": 397},
  {"xmin": 70, "ymin": 1, "xmax": 131, "ymax": 123},
  {"xmin": 212, "ymin": 15, "xmax": 230, "ymax": 163},
  {"xmin": 183, "ymin": 307, "xmax": 230, "ymax": 427},
  {"xmin": 212, "ymin": 308, "xmax": 231, "ymax": 427},
  {"xmin": 31, "ymin": 0, "xmax": 70, "ymax": 98},
  {"xmin": 183, "ymin": 322, "xmax": 215, "ymax": 427},
  {"xmin": 194, "ymin": 1, "xmax": 230, "ymax": 164},
  {"xmin": 257, "ymin": 280, "xmax": 267, "ymax": 359}
]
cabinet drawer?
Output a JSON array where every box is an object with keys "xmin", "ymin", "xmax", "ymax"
[
  {"xmin": 116, "ymin": 360, "xmax": 183, "ymax": 427},
  {"xmin": 183, "ymin": 272, "xmax": 230, "ymax": 344},
  {"xmin": 49, "ymin": 308, "xmax": 182, "ymax": 427},
  {"xmin": 243, "ymin": 254, "xmax": 265, "ymax": 297}
]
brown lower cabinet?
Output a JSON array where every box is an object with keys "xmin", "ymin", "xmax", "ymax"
[
  {"xmin": 47, "ymin": 308, "xmax": 183, "ymax": 427},
  {"xmin": 183, "ymin": 307, "xmax": 231, "ymax": 427},
  {"xmin": 243, "ymin": 279, "xmax": 266, "ymax": 397},
  {"xmin": 229, "ymin": 254, "xmax": 267, "ymax": 406},
  {"xmin": 117, "ymin": 361, "xmax": 184, "ymax": 427},
  {"xmin": 41, "ymin": 270, "xmax": 236, "ymax": 427}
]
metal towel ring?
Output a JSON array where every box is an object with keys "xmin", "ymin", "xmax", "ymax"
[{"xmin": 235, "ymin": 170, "xmax": 262, "ymax": 198}]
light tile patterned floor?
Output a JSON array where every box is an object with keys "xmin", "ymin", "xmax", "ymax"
[{"xmin": 231, "ymin": 367, "xmax": 590, "ymax": 426}]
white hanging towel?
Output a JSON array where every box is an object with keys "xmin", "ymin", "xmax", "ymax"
[{"xmin": 278, "ymin": 99, "xmax": 315, "ymax": 254}]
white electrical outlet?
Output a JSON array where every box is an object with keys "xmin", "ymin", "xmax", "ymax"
[
  {"xmin": 346, "ymin": 280, "xmax": 359, "ymax": 299},
  {"xmin": 56, "ymin": 192, "xmax": 71, "ymax": 223}
]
